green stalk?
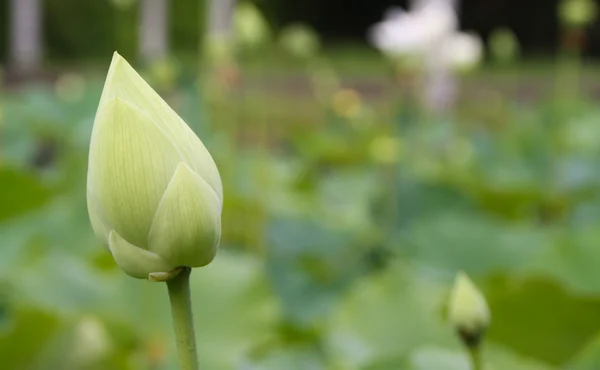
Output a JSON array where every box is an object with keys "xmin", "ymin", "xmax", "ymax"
[
  {"xmin": 166, "ymin": 267, "xmax": 199, "ymax": 370},
  {"xmin": 468, "ymin": 346, "xmax": 483, "ymax": 370}
]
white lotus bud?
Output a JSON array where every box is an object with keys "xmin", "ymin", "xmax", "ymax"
[{"xmin": 87, "ymin": 52, "xmax": 223, "ymax": 280}]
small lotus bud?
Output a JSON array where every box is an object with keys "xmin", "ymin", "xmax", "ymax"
[
  {"xmin": 87, "ymin": 52, "xmax": 223, "ymax": 280},
  {"xmin": 559, "ymin": 0, "xmax": 598, "ymax": 28},
  {"xmin": 70, "ymin": 316, "xmax": 111, "ymax": 366},
  {"xmin": 278, "ymin": 23, "xmax": 321, "ymax": 60},
  {"xmin": 448, "ymin": 272, "xmax": 491, "ymax": 347},
  {"xmin": 489, "ymin": 28, "xmax": 521, "ymax": 64},
  {"xmin": 234, "ymin": 2, "xmax": 271, "ymax": 50}
]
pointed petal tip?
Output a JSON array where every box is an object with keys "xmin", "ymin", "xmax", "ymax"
[
  {"xmin": 108, "ymin": 229, "xmax": 119, "ymax": 245},
  {"xmin": 110, "ymin": 51, "xmax": 126, "ymax": 66},
  {"xmin": 106, "ymin": 51, "xmax": 135, "ymax": 82},
  {"xmin": 456, "ymin": 270, "xmax": 469, "ymax": 280},
  {"xmin": 172, "ymin": 161, "xmax": 221, "ymax": 204},
  {"xmin": 148, "ymin": 161, "xmax": 221, "ymax": 267},
  {"xmin": 100, "ymin": 96, "xmax": 138, "ymax": 116},
  {"xmin": 174, "ymin": 161, "xmax": 196, "ymax": 177}
]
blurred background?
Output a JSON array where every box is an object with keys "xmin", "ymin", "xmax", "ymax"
[{"xmin": 2, "ymin": 0, "xmax": 600, "ymax": 369}]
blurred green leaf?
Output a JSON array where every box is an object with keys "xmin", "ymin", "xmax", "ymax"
[
  {"xmin": 329, "ymin": 263, "xmax": 455, "ymax": 367},
  {"xmin": 485, "ymin": 275, "xmax": 600, "ymax": 365},
  {"xmin": 267, "ymin": 217, "xmax": 366, "ymax": 326},
  {"xmin": 531, "ymin": 226, "xmax": 600, "ymax": 295},
  {"xmin": 242, "ymin": 344, "xmax": 326, "ymax": 370},
  {"xmin": 0, "ymin": 167, "xmax": 54, "ymax": 222},
  {"xmin": 567, "ymin": 332, "xmax": 600, "ymax": 370},
  {"xmin": 0, "ymin": 307, "xmax": 63, "ymax": 370},
  {"xmin": 402, "ymin": 213, "xmax": 551, "ymax": 276},
  {"xmin": 188, "ymin": 252, "xmax": 279, "ymax": 369}
]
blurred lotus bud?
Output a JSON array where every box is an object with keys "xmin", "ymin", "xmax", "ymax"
[
  {"xmin": 110, "ymin": 0, "xmax": 136, "ymax": 9},
  {"xmin": 70, "ymin": 316, "xmax": 111, "ymax": 366},
  {"xmin": 559, "ymin": 0, "xmax": 598, "ymax": 28},
  {"xmin": 87, "ymin": 52, "xmax": 223, "ymax": 280},
  {"xmin": 332, "ymin": 89, "xmax": 362, "ymax": 119},
  {"xmin": 279, "ymin": 23, "xmax": 321, "ymax": 60},
  {"xmin": 234, "ymin": 2, "xmax": 271, "ymax": 51},
  {"xmin": 308, "ymin": 61, "xmax": 341, "ymax": 103},
  {"xmin": 489, "ymin": 28, "xmax": 520, "ymax": 64},
  {"xmin": 145, "ymin": 336, "xmax": 168, "ymax": 367},
  {"xmin": 144, "ymin": 56, "xmax": 180, "ymax": 92},
  {"xmin": 441, "ymin": 32, "xmax": 484, "ymax": 72},
  {"xmin": 54, "ymin": 73, "xmax": 87, "ymax": 102},
  {"xmin": 205, "ymin": 35, "xmax": 235, "ymax": 67},
  {"xmin": 369, "ymin": 136, "xmax": 403, "ymax": 164},
  {"xmin": 448, "ymin": 272, "xmax": 490, "ymax": 347}
]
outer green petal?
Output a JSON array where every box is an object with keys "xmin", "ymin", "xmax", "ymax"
[
  {"xmin": 148, "ymin": 162, "xmax": 221, "ymax": 267},
  {"xmin": 108, "ymin": 230, "xmax": 175, "ymax": 279},
  {"xmin": 97, "ymin": 52, "xmax": 223, "ymax": 201},
  {"xmin": 87, "ymin": 191, "xmax": 111, "ymax": 247},
  {"xmin": 87, "ymin": 98, "xmax": 183, "ymax": 248}
]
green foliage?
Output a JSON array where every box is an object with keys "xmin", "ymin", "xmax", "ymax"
[
  {"xmin": 4, "ymin": 58, "xmax": 600, "ymax": 370},
  {"xmin": 0, "ymin": 168, "xmax": 54, "ymax": 222}
]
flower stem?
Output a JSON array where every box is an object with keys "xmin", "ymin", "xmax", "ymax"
[
  {"xmin": 166, "ymin": 267, "xmax": 199, "ymax": 370},
  {"xmin": 468, "ymin": 345, "xmax": 483, "ymax": 370}
]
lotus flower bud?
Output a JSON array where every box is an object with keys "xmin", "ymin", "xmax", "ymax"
[
  {"xmin": 234, "ymin": 2, "xmax": 271, "ymax": 51},
  {"xmin": 489, "ymin": 27, "xmax": 520, "ymax": 64},
  {"xmin": 448, "ymin": 272, "xmax": 491, "ymax": 347},
  {"xmin": 559, "ymin": 0, "xmax": 597, "ymax": 28},
  {"xmin": 278, "ymin": 23, "xmax": 321, "ymax": 60},
  {"xmin": 87, "ymin": 52, "xmax": 223, "ymax": 280}
]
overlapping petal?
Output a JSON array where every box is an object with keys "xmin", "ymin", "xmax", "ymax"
[
  {"xmin": 87, "ymin": 98, "xmax": 183, "ymax": 248},
  {"xmin": 148, "ymin": 163, "xmax": 221, "ymax": 268},
  {"xmin": 98, "ymin": 53, "xmax": 222, "ymax": 201},
  {"xmin": 108, "ymin": 230, "xmax": 176, "ymax": 279}
]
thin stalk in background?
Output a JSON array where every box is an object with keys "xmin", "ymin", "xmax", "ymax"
[{"xmin": 166, "ymin": 267, "xmax": 200, "ymax": 370}]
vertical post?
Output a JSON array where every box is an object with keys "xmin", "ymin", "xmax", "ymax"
[
  {"xmin": 205, "ymin": 0, "xmax": 236, "ymax": 65},
  {"xmin": 140, "ymin": 0, "xmax": 169, "ymax": 63},
  {"xmin": 9, "ymin": 0, "xmax": 43, "ymax": 75},
  {"xmin": 207, "ymin": 0, "xmax": 236, "ymax": 43}
]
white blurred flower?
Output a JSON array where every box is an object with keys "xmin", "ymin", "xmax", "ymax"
[
  {"xmin": 369, "ymin": 1, "xmax": 483, "ymax": 71},
  {"xmin": 440, "ymin": 32, "xmax": 483, "ymax": 71},
  {"xmin": 369, "ymin": 2, "xmax": 457, "ymax": 57}
]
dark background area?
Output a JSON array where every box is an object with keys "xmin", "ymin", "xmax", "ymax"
[
  {"xmin": 1, "ymin": 0, "xmax": 599, "ymax": 61},
  {"xmin": 256, "ymin": 0, "xmax": 591, "ymax": 55}
]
